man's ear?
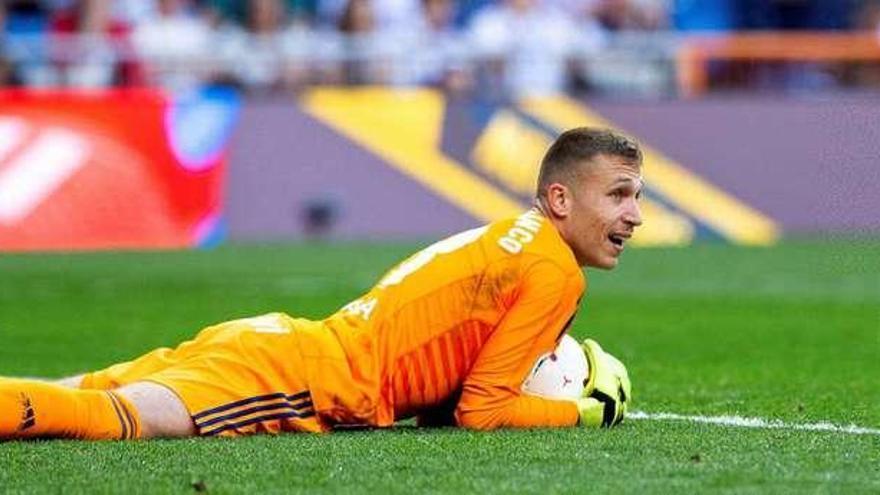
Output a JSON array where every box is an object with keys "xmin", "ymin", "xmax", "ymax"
[{"xmin": 544, "ymin": 183, "xmax": 572, "ymax": 219}]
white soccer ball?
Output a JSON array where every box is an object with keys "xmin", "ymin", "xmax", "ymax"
[{"xmin": 522, "ymin": 334, "xmax": 589, "ymax": 400}]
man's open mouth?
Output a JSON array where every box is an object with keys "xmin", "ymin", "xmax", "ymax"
[{"xmin": 608, "ymin": 233, "xmax": 628, "ymax": 248}]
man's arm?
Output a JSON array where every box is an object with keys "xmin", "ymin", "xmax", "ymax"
[{"xmin": 454, "ymin": 260, "xmax": 582, "ymax": 430}]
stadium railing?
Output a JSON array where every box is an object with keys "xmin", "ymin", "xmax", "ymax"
[
  {"xmin": 677, "ymin": 32, "xmax": 880, "ymax": 97},
  {"xmin": 2, "ymin": 31, "xmax": 879, "ymax": 97}
]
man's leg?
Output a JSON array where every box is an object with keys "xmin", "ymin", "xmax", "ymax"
[
  {"xmin": 55, "ymin": 375, "xmax": 85, "ymax": 388},
  {"xmin": 4, "ymin": 314, "xmax": 320, "ymax": 439},
  {"xmin": 116, "ymin": 382, "xmax": 194, "ymax": 438},
  {"xmin": 0, "ymin": 378, "xmax": 194, "ymax": 440},
  {"xmin": 0, "ymin": 378, "xmax": 141, "ymax": 440}
]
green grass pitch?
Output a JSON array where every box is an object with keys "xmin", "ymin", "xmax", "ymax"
[{"xmin": 1, "ymin": 239, "xmax": 878, "ymax": 493}]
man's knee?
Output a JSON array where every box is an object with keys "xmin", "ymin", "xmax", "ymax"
[
  {"xmin": 116, "ymin": 382, "xmax": 196, "ymax": 439},
  {"xmin": 55, "ymin": 374, "xmax": 85, "ymax": 388}
]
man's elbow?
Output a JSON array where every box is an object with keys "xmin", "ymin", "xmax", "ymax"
[{"xmin": 454, "ymin": 406, "xmax": 506, "ymax": 431}]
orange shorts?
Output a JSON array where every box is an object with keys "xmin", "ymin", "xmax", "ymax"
[{"xmin": 80, "ymin": 313, "xmax": 327, "ymax": 436}]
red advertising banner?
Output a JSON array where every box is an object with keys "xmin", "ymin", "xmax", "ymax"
[{"xmin": 0, "ymin": 88, "xmax": 237, "ymax": 251}]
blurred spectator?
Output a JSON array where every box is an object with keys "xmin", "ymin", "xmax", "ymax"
[
  {"xmin": 216, "ymin": 0, "xmax": 296, "ymax": 91},
  {"xmin": 454, "ymin": 0, "xmax": 495, "ymax": 28},
  {"xmin": 852, "ymin": 1, "xmax": 880, "ymax": 88},
  {"xmin": 3, "ymin": 0, "xmax": 51, "ymax": 86},
  {"xmin": 380, "ymin": 0, "xmax": 472, "ymax": 89},
  {"xmin": 467, "ymin": 0, "xmax": 590, "ymax": 97},
  {"xmin": 112, "ymin": 0, "xmax": 159, "ymax": 24},
  {"xmin": 411, "ymin": 0, "xmax": 471, "ymax": 90},
  {"xmin": 857, "ymin": 0, "xmax": 880, "ymax": 31},
  {"xmin": 316, "ymin": 0, "xmax": 419, "ymax": 34},
  {"xmin": 422, "ymin": 0, "xmax": 456, "ymax": 31},
  {"xmin": 336, "ymin": 0, "xmax": 378, "ymax": 84},
  {"xmin": 0, "ymin": 0, "xmax": 878, "ymax": 95},
  {"xmin": 372, "ymin": 0, "xmax": 423, "ymax": 32},
  {"xmin": 0, "ymin": 5, "xmax": 15, "ymax": 86},
  {"xmin": 590, "ymin": 0, "xmax": 667, "ymax": 31},
  {"xmin": 207, "ymin": 0, "xmax": 317, "ymax": 26},
  {"xmin": 545, "ymin": 0, "xmax": 666, "ymax": 31},
  {"xmin": 329, "ymin": 0, "xmax": 430, "ymax": 86},
  {"xmin": 566, "ymin": 0, "xmax": 668, "ymax": 96},
  {"xmin": 132, "ymin": 0, "xmax": 213, "ymax": 91},
  {"xmin": 48, "ymin": 0, "xmax": 142, "ymax": 87},
  {"xmin": 337, "ymin": 1, "xmax": 374, "ymax": 40}
]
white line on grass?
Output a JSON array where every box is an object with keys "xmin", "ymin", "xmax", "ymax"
[{"xmin": 628, "ymin": 411, "xmax": 880, "ymax": 436}]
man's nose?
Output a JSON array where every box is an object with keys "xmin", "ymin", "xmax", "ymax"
[{"xmin": 624, "ymin": 199, "xmax": 643, "ymax": 227}]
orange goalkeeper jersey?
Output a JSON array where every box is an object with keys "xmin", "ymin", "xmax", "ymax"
[{"xmin": 293, "ymin": 208, "xmax": 585, "ymax": 430}]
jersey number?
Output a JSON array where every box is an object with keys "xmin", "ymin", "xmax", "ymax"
[
  {"xmin": 377, "ymin": 226, "xmax": 487, "ymax": 288},
  {"xmin": 241, "ymin": 314, "xmax": 290, "ymax": 334}
]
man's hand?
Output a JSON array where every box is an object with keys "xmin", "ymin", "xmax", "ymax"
[{"xmin": 575, "ymin": 339, "xmax": 631, "ymax": 428}]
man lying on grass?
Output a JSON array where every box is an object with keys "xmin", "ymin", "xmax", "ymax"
[{"xmin": 0, "ymin": 127, "xmax": 641, "ymax": 440}]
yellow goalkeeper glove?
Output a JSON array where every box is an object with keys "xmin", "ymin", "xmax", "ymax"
[{"xmin": 576, "ymin": 339, "xmax": 631, "ymax": 428}]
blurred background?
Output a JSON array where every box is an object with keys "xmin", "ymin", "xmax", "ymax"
[{"xmin": 1, "ymin": 0, "xmax": 879, "ymax": 251}]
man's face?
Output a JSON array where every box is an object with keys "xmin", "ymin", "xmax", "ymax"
[{"xmin": 560, "ymin": 154, "xmax": 643, "ymax": 269}]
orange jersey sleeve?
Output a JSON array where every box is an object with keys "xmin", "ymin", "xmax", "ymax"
[
  {"xmin": 299, "ymin": 209, "xmax": 586, "ymax": 430},
  {"xmin": 454, "ymin": 260, "xmax": 582, "ymax": 429}
]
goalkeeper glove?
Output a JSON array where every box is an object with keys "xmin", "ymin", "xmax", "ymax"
[{"xmin": 575, "ymin": 339, "xmax": 631, "ymax": 428}]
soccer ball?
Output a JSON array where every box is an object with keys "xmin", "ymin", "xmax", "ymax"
[{"xmin": 521, "ymin": 334, "xmax": 589, "ymax": 400}]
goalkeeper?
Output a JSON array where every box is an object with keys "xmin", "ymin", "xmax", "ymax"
[{"xmin": 0, "ymin": 127, "xmax": 641, "ymax": 440}]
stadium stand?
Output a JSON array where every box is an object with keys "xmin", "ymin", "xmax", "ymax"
[{"xmin": 2, "ymin": 0, "xmax": 880, "ymax": 96}]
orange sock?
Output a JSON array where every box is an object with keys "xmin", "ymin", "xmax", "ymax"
[{"xmin": 0, "ymin": 379, "xmax": 141, "ymax": 440}]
